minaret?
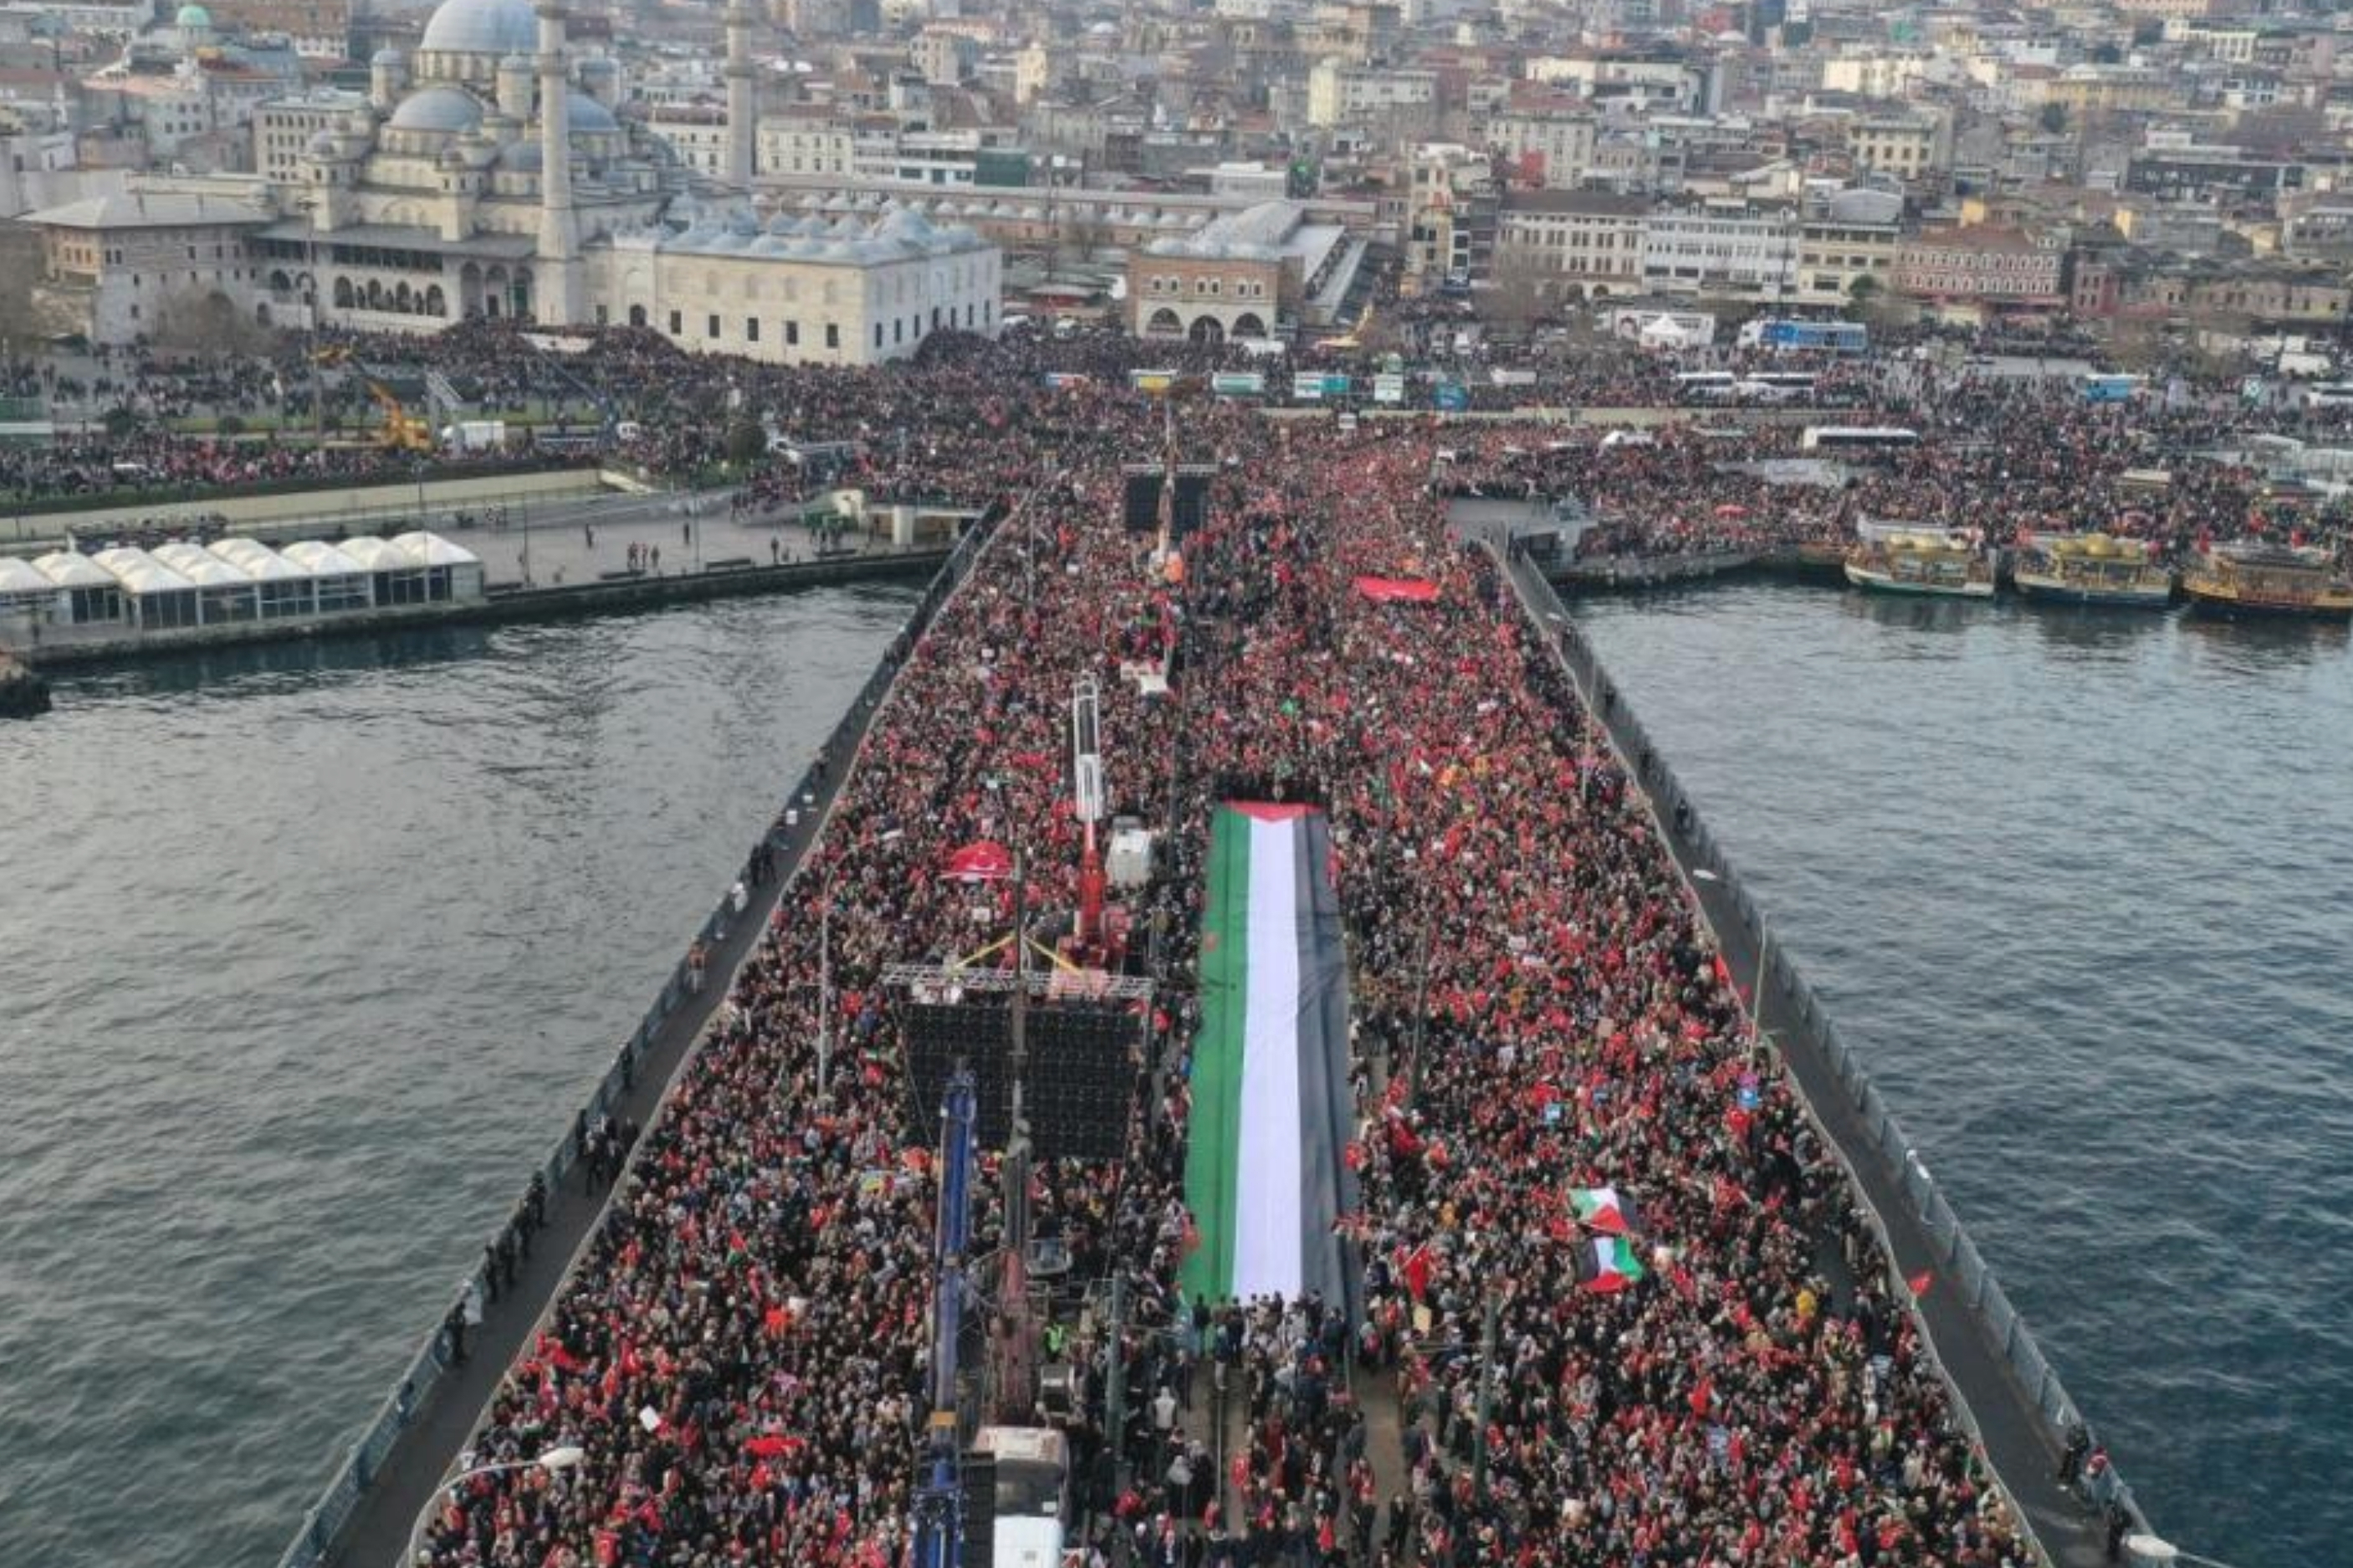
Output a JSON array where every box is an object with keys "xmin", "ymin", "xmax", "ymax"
[
  {"xmin": 535, "ymin": 0, "xmax": 582, "ymax": 324},
  {"xmin": 724, "ymin": 0, "xmax": 755, "ymax": 191}
]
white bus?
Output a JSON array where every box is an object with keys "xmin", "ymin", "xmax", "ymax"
[
  {"xmin": 1675, "ymin": 371, "xmax": 1740, "ymax": 403},
  {"xmin": 1800, "ymin": 426, "xmax": 1920, "ymax": 455},
  {"xmin": 2300, "ymin": 382, "xmax": 2353, "ymax": 410}
]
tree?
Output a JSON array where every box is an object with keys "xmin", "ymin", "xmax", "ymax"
[
  {"xmin": 152, "ymin": 288, "xmax": 270, "ymax": 357},
  {"xmin": 2038, "ymin": 102, "xmax": 2070, "ymax": 135},
  {"xmin": 724, "ymin": 416, "xmax": 766, "ymax": 467}
]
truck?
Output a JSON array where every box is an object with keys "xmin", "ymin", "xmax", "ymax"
[
  {"xmin": 1737, "ymin": 319, "xmax": 1869, "ymax": 355},
  {"xmin": 440, "ymin": 420, "xmax": 509, "ymax": 454},
  {"xmin": 971, "ymin": 1426, "xmax": 1069, "ymax": 1568}
]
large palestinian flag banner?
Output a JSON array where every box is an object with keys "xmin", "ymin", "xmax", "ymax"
[{"xmin": 1180, "ymin": 803, "xmax": 1357, "ymax": 1312}]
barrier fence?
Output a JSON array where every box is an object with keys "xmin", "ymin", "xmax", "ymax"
[
  {"xmin": 273, "ymin": 493, "xmax": 1007, "ymax": 1568},
  {"xmin": 1488, "ymin": 532, "xmax": 2145, "ymax": 1563}
]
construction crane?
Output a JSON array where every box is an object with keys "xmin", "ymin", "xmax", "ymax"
[{"xmin": 367, "ymin": 380, "xmax": 433, "ymax": 452}]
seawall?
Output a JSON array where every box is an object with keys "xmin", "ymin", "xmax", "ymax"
[{"xmin": 1472, "ymin": 512, "xmax": 2143, "ymax": 1568}]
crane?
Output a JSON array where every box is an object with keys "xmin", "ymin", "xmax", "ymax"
[{"xmin": 367, "ymin": 380, "xmax": 433, "ymax": 452}]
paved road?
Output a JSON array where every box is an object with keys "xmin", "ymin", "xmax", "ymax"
[{"xmin": 1462, "ymin": 507, "xmax": 2122, "ymax": 1568}]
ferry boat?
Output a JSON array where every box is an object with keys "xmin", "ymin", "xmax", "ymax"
[
  {"xmin": 2182, "ymin": 540, "xmax": 2353, "ymax": 621},
  {"xmin": 1843, "ymin": 525, "xmax": 1995, "ymax": 600},
  {"xmin": 2012, "ymin": 534, "xmax": 2175, "ymax": 610}
]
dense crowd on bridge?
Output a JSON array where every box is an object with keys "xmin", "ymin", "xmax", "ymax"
[{"xmin": 399, "ymin": 374, "xmax": 2056, "ymax": 1568}]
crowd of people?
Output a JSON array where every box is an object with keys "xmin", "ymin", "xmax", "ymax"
[{"xmin": 393, "ymin": 363, "xmax": 2068, "ymax": 1568}]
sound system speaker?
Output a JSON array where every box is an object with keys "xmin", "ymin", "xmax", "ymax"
[{"xmin": 959, "ymin": 1452, "xmax": 995, "ymax": 1565}]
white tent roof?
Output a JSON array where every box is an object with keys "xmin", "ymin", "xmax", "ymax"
[
  {"xmin": 33, "ymin": 551, "xmax": 118, "ymax": 589},
  {"xmin": 149, "ymin": 542, "xmax": 216, "ymax": 575},
  {"xmin": 0, "ymin": 557, "xmax": 54, "ymax": 595},
  {"xmin": 174, "ymin": 554, "xmax": 254, "ymax": 589},
  {"xmin": 337, "ymin": 536, "xmax": 411, "ymax": 571},
  {"xmin": 281, "ymin": 540, "xmax": 368, "ymax": 577},
  {"xmin": 388, "ymin": 530, "xmax": 482, "ymax": 568},
  {"xmin": 94, "ymin": 547, "xmax": 198, "ymax": 596},
  {"xmin": 208, "ymin": 539, "xmax": 308, "ymax": 581}
]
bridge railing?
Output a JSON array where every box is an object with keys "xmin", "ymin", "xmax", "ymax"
[
  {"xmin": 1498, "ymin": 538, "xmax": 2143, "ymax": 1560},
  {"xmin": 273, "ymin": 501, "xmax": 1006, "ymax": 1568}
]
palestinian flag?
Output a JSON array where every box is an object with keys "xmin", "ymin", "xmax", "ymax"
[
  {"xmin": 1180, "ymin": 804, "xmax": 1358, "ymax": 1313},
  {"xmin": 1575, "ymin": 1235, "xmax": 1646, "ymax": 1294},
  {"xmin": 1569, "ymin": 1185, "xmax": 1638, "ymax": 1236}
]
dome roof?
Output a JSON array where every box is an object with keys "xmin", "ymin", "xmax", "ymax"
[
  {"xmin": 420, "ymin": 0, "xmax": 538, "ymax": 57},
  {"xmin": 565, "ymin": 89, "xmax": 617, "ymax": 133},
  {"xmin": 371, "ymin": 45, "xmax": 407, "ymax": 65},
  {"xmin": 390, "ymin": 85, "xmax": 485, "ymax": 133},
  {"xmin": 176, "ymin": 3, "xmax": 212, "ymax": 27},
  {"xmin": 498, "ymin": 137, "xmax": 543, "ymax": 170}
]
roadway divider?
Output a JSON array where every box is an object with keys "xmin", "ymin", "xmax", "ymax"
[{"xmin": 273, "ymin": 494, "xmax": 1009, "ymax": 1568}]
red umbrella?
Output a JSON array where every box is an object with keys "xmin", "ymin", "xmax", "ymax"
[{"xmin": 1714, "ymin": 503, "xmax": 1749, "ymax": 519}]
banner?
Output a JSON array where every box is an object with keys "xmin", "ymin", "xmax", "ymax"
[
  {"xmin": 1180, "ymin": 804, "xmax": 1356, "ymax": 1310},
  {"xmin": 1212, "ymin": 372, "xmax": 1266, "ymax": 397},
  {"xmin": 1373, "ymin": 373, "xmax": 1406, "ymax": 405}
]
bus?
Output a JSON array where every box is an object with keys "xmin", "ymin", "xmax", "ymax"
[
  {"xmin": 1735, "ymin": 373, "xmax": 1816, "ymax": 404},
  {"xmin": 1738, "ymin": 319, "xmax": 1870, "ymax": 355},
  {"xmin": 2299, "ymin": 382, "xmax": 2353, "ymax": 410},
  {"xmin": 1800, "ymin": 426, "xmax": 1920, "ymax": 455},
  {"xmin": 1675, "ymin": 371, "xmax": 1739, "ymax": 403},
  {"xmin": 2080, "ymin": 373, "xmax": 2144, "ymax": 404}
]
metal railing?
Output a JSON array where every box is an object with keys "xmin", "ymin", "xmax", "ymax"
[
  {"xmin": 1489, "ymin": 534, "xmax": 2143, "ymax": 1561},
  {"xmin": 273, "ymin": 498, "xmax": 1008, "ymax": 1568}
]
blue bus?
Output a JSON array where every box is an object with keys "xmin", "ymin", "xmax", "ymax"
[{"xmin": 1740, "ymin": 319, "xmax": 1870, "ymax": 355}]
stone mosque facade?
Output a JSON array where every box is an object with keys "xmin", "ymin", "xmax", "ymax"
[{"xmin": 27, "ymin": 0, "xmax": 1001, "ymax": 365}]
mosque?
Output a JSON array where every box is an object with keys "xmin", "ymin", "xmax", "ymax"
[{"xmin": 27, "ymin": 0, "xmax": 1002, "ymax": 364}]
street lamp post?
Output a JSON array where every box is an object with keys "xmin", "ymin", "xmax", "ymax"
[{"xmin": 403, "ymin": 1445, "xmax": 586, "ymax": 1565}]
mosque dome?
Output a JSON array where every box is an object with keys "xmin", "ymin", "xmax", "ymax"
[
  {"xmin": 176, "ymin": 3, "xmax": 212, "ymax": 28},
  {"xmin": 419, "ymin": 0, "xmax": 539, "ymax": 57},
  {"xmin": 498, "ymin": 138, "xmax": 543, "ymax": 171},
  {"xmin": 565, "ymin": 89, "xmax": 617, "ymax": 133},
  {"xmin": 371, "ymin": 45, "xmax": 406, "ymax": 65},
  {"xmin": 389, "ymin": 84, "xmax": 486, "ymax": 134}
]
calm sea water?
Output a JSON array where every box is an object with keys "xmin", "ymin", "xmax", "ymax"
[
  {"xmin": 0, "ymin": 587, "xmax": 916, "ymax": 1568},
  {"xmin": 1574, "ymin": 585, "xmax": 2353, "ymax": 1568}
]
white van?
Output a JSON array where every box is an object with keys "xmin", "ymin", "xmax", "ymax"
[
  {"xmin": 1599, "ymin": 430, "xmax": 1656, "ymax": 449},
  {"xmin": 973, "ymin": 1426, "xmax": 1068, "ymax": 1568}
]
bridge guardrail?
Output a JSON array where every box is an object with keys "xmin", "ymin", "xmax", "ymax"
[
  {"xmin": 1498, "ymin": 538, "xmax": 2144, "ymax": 1561},
  {"xmin": 273, "ymin": 498, "xmax": 1005, "ymax": 1568}
]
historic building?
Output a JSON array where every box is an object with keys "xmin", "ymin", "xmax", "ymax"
[{"xmin": 24, "ymin": 0, "xmax": 1000, "ymax": 364}]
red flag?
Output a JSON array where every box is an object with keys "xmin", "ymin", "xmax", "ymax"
[
  {"xmin": 1404, "ymin": 1244, "xmax": 1433, "ymax": 1303},
  {"xmin": 1688, "ymin": 1376, "xmax": 1713, "ymax": 1417},
  {"xmin": 1907, "ymin": 1269, "xmax": 1934, "ymax": 1298}
]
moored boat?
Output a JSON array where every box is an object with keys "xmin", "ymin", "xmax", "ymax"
[
  {"xmin": 2013, "ymin": 533, "xmax": 2175, "ymax": 609},
  {"xmin": 2182, "ymin": 540, "xmax": 2353, "ymax": 621},
  {"xmin": 1844, "ymin": 524, "xmax": 1995, "ymax": 599}
]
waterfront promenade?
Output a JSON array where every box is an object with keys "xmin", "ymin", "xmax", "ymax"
[{"xmin": 1471, "ymin": 503, "xmax": 2124, "ymax": 1568}]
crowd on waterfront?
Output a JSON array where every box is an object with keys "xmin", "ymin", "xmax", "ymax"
[{"xmin": 403, "ymin": 393, "xmax": 2054, "ymax": 1568}]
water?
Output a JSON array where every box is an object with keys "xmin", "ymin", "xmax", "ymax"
[
  {"xmin": 1573, "ymin": 585, "xmax": 2353, "ymax": 1568},
  {"xmin": 0, "ymin": 587, "xmax": 916, "ymax": 1568}
]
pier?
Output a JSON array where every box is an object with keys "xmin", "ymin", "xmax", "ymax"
[{"xmin": 1473, "ymin": 502, "xmax": 2137, "ymax": 1568}]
